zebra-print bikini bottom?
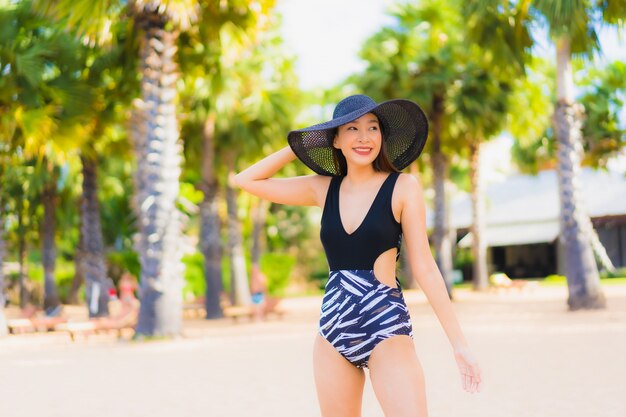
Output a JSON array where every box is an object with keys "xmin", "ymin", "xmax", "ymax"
[{"xmin": 319, "ymin": 269, "xmax": 413, "ymax": 369}]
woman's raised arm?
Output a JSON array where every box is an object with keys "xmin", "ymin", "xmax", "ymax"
[{"xmin": 232, "ymin": 145, "xmax": 329, "ymax": 207}]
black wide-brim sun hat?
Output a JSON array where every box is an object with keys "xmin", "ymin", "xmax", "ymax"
[{"xmin": 287, "ymin": 94, "xmax": 428, "ymax": 176}]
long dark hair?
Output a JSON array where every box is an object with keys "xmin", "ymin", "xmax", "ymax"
[{"xmin": 330, "ymin": 123, "xmax": 400, "ymax": 176}]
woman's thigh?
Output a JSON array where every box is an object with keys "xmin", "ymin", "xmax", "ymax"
[
  {"xmin": 368, "ymin": 335, "xmax": 428, "ymax": 417},
  {"xmin": 313, "ymin": 334, "xmax": 366, "ymax": 417}
]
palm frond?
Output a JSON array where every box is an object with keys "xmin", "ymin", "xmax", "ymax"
[
  {"xmin": 534, "ymin": 0, "xmax": 593, "ymax": 49},
  {"xmin": 14, "ymin": 42, "xmax": 51, "ymax": 87},
  {"xmin": 33, "ymin": 0, "xmax": 118, "ymax": 47},
  {"xmin": 15, "ymin": 105, "xmax": 60, "ymax": 158},
  {"xmin": 601, "ymin": 0, "xmax": 626, "ymax": 25},
  {"xmin": 49, "ymin": 78, "xmax": 97, "ymax": 118}
]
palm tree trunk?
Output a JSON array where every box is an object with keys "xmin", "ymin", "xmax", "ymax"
[
  {"xmin": 199, "ymin": 114, "xmax": 224, "ymax": 319},
  {"xmin": 0, "ymin": 203, "xmax": 7, "ymax": 337},
  {"xmin": 401, "ymin": 162, "xmax": 420, "ymax": 290},
  {"xmin": 17, "ymin": 197, "xmax": 30, "ymax": 308},
  {"xmin": 589, "ymin": 225, "xmax": 615, "ymax": 273},
  {"xmin": 41, "ymin": 176, "xmax": 61, "ymax": 311},
  {"xmin": 132, "ymin": 11, "xmax": 184, "ymax": 336},
  {"xmin": 68, "ymin": 220, "xmax": 84, "ymax": 305},
  {"xmin": 80, "ymin": 154, "xmax": 110, "ymax": 318},
  {"xmin": 430, "ymin": 93, "xmax": 453, "ymax": 298},
  {"xmin": 554, "ymin": 36, "xmax": 605, "ymax": 310},
  {"xmin": 225, "ymin": 153, "xmax": 251, "ymax": 306},
  {"xmin": 469, "ymin": 141, "xmax": 488, "ymax": 290},
  {"xmin": 251, "ymin": 197, "xmax": 268, "ymax": 267}
]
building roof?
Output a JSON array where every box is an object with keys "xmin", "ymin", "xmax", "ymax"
[
  {"xmin": 429, "ymin": 168, "xmax": 626, "ymax": 230},
  {"xmin": 425, "ymin": 168, "xmax": 626, "ymax": 247},
  {"xmin": 457, "ymin": 220, "xmax": 560, "ymax": 248}
]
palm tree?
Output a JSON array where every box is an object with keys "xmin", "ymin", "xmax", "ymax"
[
  {"xmin": 0, "ymin": 1, "xmax": 86, "ymax": 311},
  {"xmin": 78, "ymin": 152, "xmax": 111, "ymax": 316},
  {"xmin": 0, "ymin": 2, "xmax": 62, "ymax": 306},
  {"xmin": 214, "ymin": 21, "xmax": 298, "ymax": 306},
  {"xmin": 36, "ymin": 0, "xmax": 201, "ymax": 336},
  {"xmin": 250, "ymin": 197, "xmax": 269, "ymax": 271},
  {"xmin": 0, "ymin": 166, "xmax": 7, "ymax": 337},
  {"xmin": 40, "ymin": 159, "xmax": 61, "ymax": 311},
  {"xmin": 180, "ymin": 8, "xmax": 297, "ymax": 310},
  {"xmin": 451, "ymin": 65, "xmax": 512, "ymax": 289},
  {"xmin": 129, "ymin": 6, "xmax": 192, "ymax": 336},
  {"xmin": 466, "ymin": 1, "xmax": 625, "ymax": 309},
  {"xmin": 224, "ymin": 153, "xmax": 252, "ymax": 306},
  {"xmin": 2, "ymin": 163, "xmax": 37, "ymax": 308},
  {"xmin": 509, "ymin": 59, "xmax": 619, "ymax": 274},
  {"xmin": 178, "ymin": 0, "xmax": 277, "ymax": 317},
  {"xmin": 74, "ymin": 29, "xmax": 138, "ymax": 317}
]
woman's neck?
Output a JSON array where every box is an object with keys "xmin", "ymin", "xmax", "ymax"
[{"xmin": 344, "ymin": 165, "xmax": 382, "ymax": 185}]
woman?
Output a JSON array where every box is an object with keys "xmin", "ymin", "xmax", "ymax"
[{"xmin": 234, "ymin": 94, "xmax": 481, "ymax": 417}]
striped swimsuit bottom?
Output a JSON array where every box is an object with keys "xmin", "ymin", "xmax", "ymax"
[{"xmin": 319, "ymin": 269, "xmax": 413, "ymax": 369}]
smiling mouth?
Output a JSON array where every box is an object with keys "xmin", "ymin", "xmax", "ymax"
[{"xmin": 353, "ymin": 147, "xmax": 373, "ymax": 155}]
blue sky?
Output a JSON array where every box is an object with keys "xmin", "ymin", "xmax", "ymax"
[{"xmin": 276, "ymin": 0, "xmax": 626, "ymax": 90}]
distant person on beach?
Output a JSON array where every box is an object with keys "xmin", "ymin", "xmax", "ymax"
[
  {"xmin": 250, "ymin": 264, "xmax": 268, "ymax": 321},
  {"xmin": 118, "ymin": 272, "xmax": 138, "ymax": 312},
  {"xmin": 235, "ymin": 94, "xmax": 481, "ymax": 416}
]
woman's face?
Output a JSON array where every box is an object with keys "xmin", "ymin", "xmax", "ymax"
[{"xmin": 333, "ymin": 112, "xmax": 382, "ymax": 168}]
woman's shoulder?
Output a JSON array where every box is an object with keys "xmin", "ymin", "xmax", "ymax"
[
  {"xmin": 396, "ymin": 172, "xmax": 420, "ymax": 188},
  {"xmin": 395, "ymin": 172, "xmax": 424, "ymax": 200}
]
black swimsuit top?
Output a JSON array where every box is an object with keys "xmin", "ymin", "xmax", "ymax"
[{"xmin": 320, "ymin": 172, "xmax": 403, "ymax": 270}]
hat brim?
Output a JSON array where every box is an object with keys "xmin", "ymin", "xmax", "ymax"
[{"xmin": 288, "ymin": 99, "xmax": 428, "ymax": 176}]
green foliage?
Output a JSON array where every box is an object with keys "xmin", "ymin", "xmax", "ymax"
[
  {"xmin": 179, "ymin": 2, "xmax": 300, "ymax": 182},
  {"xmin": 311, "ymin": 269, "xmax": 330, "ymax": 292},
  {"xmin": 260, "ymin": 252, "xmax": 295, "ymax": 296},
  {"xmin": 511, "ymin": 134, "xmax": 557, "ymax": 174},
  {"xmin": 509, "ymin": 58, "xmax": 625, "ymax": 173},
  {"xmin": 600, "ymin": 267, "xmax": 626, "ymax": 279},
  {"xmin": 221, "ymin": 254, "xmax": 231, "ymax": 294},
  {"xmin": 56, "ymin": 273, "xmax": 76, "ymax": 304},
  {"xmin": 265, "ymin": 204, "xmax": 312, "ymax": 252},
  {"xmin": 182, "ymin": 252, "xmax": 205, "ymax": 301},
  {"xmin": 453, "ymin": 247, "xmax": 473, "ymax": 270},
  {"xmin": 544, "ymin": 274, "xmax": 566, "ymax": 282},
  {"xmin": 6, "ymin": 257, "xmax": 76, "ymax": 304},
  {"xmin": 579, "ymin": 61, "xmax": 626, "ymax": 168},
  {"xmin": 107, "ymin": 250, "xmax": 140, "ymax": 280},
  {"xmin": 179, "ymin": 250, "xmax": 295, "ymax": 300}
]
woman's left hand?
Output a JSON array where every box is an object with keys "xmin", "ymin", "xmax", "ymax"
[{"xmin": 453, "ymin": 345, "xmax": 482, "ymax": 393}]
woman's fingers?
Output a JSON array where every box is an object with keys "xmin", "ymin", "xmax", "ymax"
[
  {"xmin": 459, "ymin": 364, "xmax": 482, "ymax": 393},
  {"xmin": 455, "ymin": 348, "xmax": 483, "ymax": 393}
]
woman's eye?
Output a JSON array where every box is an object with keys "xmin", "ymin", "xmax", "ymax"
[
  {"xmin": 370, "ymin": 126, "xmax": 379, "ymax": 131},
  {"xmin": 347, "ymin": 126, "xmax": 357, "ymax": 131}
]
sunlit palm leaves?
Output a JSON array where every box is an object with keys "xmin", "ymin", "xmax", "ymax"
[{"xmin": 579, "ymin": 61, "xmax": 626, "ymax": 168}]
